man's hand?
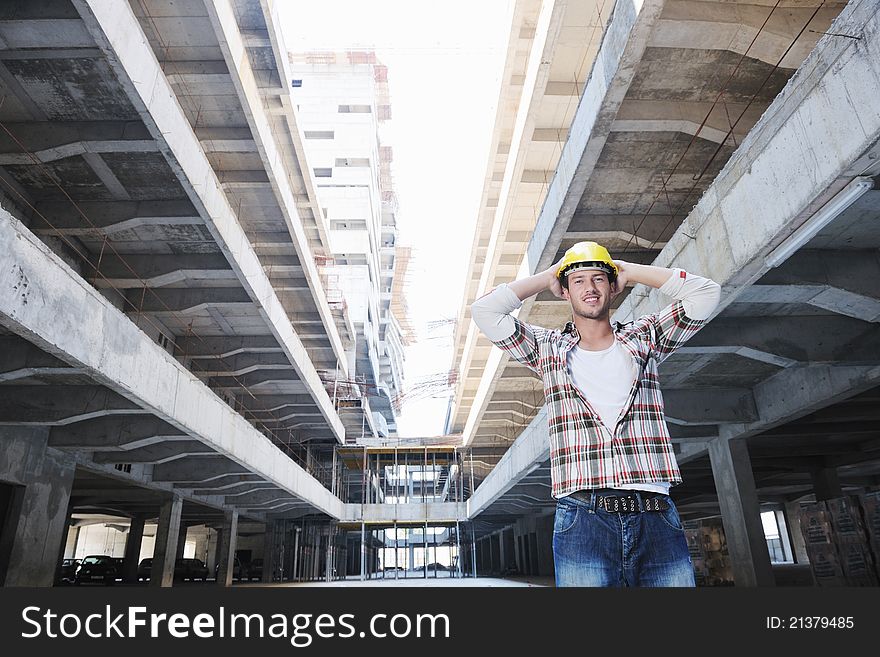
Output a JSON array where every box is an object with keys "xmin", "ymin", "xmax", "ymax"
[
  {"xmin": 612, "ymin": 259, "xmax": 676, "ymax": 292},
  {"xmin": 612, "ymin": 259, "xmax": 630, "ymax": 297},
  {"xmin": 547, "ymin": 257, "xmax": 565, "ymax": 299}
]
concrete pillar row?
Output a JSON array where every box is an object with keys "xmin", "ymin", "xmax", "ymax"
[
  {"xmin": 708, "ymin": 438, "xmax": 775, "ymax": 587},
  {"xmin": 150, "ymin": 495, "xmax": 183, "ymax": 587},
  {"xmin": 216, "ymin": 509, "xmax": 239, "ymax": 587}
]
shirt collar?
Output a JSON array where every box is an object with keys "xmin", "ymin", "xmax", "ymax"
[{"xmin": 561, "ymin": 320, "xmax": 638, "ymax": 356}]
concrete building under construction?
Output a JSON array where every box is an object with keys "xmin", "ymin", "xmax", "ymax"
[{"xmin": 2, "ymin": 0, "xmax": 880, "ymax": 589}]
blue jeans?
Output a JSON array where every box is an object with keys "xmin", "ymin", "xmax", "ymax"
[{"xmin": 552, "ymin": 491, "xmax": 695, "ymax": 587}]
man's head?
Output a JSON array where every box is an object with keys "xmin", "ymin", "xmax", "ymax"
[{"xmin": 557, "ymin": 242, "xmax": 620, "ymax": 321}]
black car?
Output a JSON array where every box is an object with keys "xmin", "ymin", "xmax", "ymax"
[
  {"xmin": 75, "ymin": 555, "xmax": 122, "ymax": 585},
  {"xmin": 176, "ymin": 558, "xmax": 209, "ymax": 581},
  {"xmin": 246, "ymin": 558, "xmax": 263, "ymax": 581},
  {"xmin": 214, "ymin": 556, "xmax": 244, "ymax": 581},
  {"xmin": 137, "ymin": 557, "xmax": 153, "ymax": 581},
  {"xmin": 59, "ymin": 558, "xmax": 80, "ymax": 584}
]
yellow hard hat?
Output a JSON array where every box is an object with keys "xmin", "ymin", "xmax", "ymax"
[{"xmin": 556, "ymin": 241, "xmax": 618, "ymax": 280}]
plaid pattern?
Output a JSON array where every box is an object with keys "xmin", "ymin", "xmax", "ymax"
[{"xmin": 493, "ymin": 300, "xmax": 707, "ymax": 498}]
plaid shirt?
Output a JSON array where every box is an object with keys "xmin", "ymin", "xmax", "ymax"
[{"xmin": 492, "ymin": 299, "xmax": 708, "ymax": 498}]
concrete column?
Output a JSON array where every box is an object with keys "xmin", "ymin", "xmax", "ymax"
[
  {"xmin": 53, "ymin": 501, "xmax": 76, "ymax": 585},
  {"xmin": 123, "ymin": 516, "xmax": 146, "ymax": 583},
  {"xmin": 783, "ymin": 501, "xmax": 810, "ymax": 564},
  {"xmin": 536, "ymin": 516, "xmax": 555, "ymax": 576},
  {"xmin": 205, "ymin": 527, "xmax": 219, "ymax": 573},
  {"xmin": 498, "ymin": 532, "xmax": 506, "ymax": 574},
  {"xmin": 262, "ymin": 520, "xmax": 277, "ymax": 584},
  {"xmin": 810, "ymin": 466, "xmax": 842, "ymax": 501},
  {"xmin": 514, "ymin": 533, "xmax": 523, "ymax": 574},
  {"xmin": 216, "ymin": 509, "xmax": 239, "ymax": 587},
  {"xmin": 709, "ymin": 438, "xmax": 774, "ymax": 587},
  {"xmin": 0, "ymin": 427, "xmax": 76, "ymax": 587},
  {"xmin": 65, "ymin": 526, "xmax": 81, "ymax": 560},
  {"xmin": 774, "ymin": 509, "xmax": 794, "ymax": 563},
  {"xmin": 150, "ymin": 495, "xmax": 183, "ymax": 587},
  {"xmin": 175, "ymin": 523, "xmax": 188, "ymax": 560}
]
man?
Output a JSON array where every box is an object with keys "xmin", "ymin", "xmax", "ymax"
[{"xmin": 471, "ymin": 241, "xmax": 720, "ymax": 587}]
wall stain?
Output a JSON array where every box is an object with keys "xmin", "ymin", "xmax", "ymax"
[{"xmin": 11, "ymin": 264, "xmax": 29, "ymax": 305}]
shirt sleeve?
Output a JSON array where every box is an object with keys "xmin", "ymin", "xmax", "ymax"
[
  {"xmin": 470, "ymin": 284, "xmax": 547, "ymax": 377},
  {"xmin": 657, "ymin": 268, "xmax": 721, "ymax": 321},
  {"xmin": 628, "ymin": 269, "xmax": 721, "ymax": 364}
]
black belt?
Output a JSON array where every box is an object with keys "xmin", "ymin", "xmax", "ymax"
[{"xmin": 567, "ymin": 489, "xmax": 670, "ymax": 513}]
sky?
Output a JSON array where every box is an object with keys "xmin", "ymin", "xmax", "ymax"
[{"xmin": 279, "ymin": 0, "xmax": 514, "ymax": 437}]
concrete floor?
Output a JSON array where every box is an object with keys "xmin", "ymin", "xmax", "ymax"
[{"xmin": 238, "ymin": 576, "xmax": 553, "ymax": 588}]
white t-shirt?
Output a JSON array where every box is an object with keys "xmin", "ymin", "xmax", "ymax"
[{"xmin": 566, "ymin": 339, "xmax": 670, "ymax": 495}]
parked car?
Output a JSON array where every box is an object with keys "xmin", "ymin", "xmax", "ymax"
[
  {"xmin": 137, "ymin": 558, "xmax": 153, "ymax": 581},
  {"xmin": 214, "ymin": 556, "xmax": 244, "ymax": 581},
  {"xmin": 175, "ymin": 558, "xmax": 209, "ymax": 581},
  {"xmin": 59, "ymin": 558, "xmax": 80, "ymax": 584},
  {"xmin": 425, "ymin": 562, "xmax": 449, "ymax": 572},
  {"xmin": 75, "ymin": 555, "xmax": 122, "ymax": 586},
  {"xmin": 246, "ymin": 558, "xmax": 263, "ymax": 580}
]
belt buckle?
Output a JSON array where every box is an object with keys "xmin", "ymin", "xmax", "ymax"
[{"xmin": 602, "ymin": 494, "xmax": 637, "ymax": 513}]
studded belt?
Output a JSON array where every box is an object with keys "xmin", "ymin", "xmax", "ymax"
[{"xmin": 567, "ymin": 490, "xmax": 670, "ymax": 513}]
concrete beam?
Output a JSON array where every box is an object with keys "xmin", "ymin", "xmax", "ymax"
[
  {"xmin": 153, "ymin": 457, "xmax": 250, "ymax": 484},
  {"xmin": 89, "ymin": 253, "xmax": 234, "ymax": 289},
  {"xmin": 72, "ymin": 0, "xmax": 345, "ymax": 442},
  {"xmin": 92, "ymin": 440, "xmax": 215, "ymax": 464},
  {"xmin": 0, "ymin": 208, "xmax": 343, "ymax": 518},
  {"xmin": 32, "ymin": 199, "xmax": 201, "ymax": 236},
  {"xmin": 663, "ymin": 387, "xmax": 758, "ymax": 425},
  {"xmin": 0, "ymin": 338, "xmax": 77, "ymax": 381},
  {"xmin": 190, "ymin": 477, "xmax": 265, "ymax": 495},
  {"xmin": 124, "ymin": 287, "xmax": 252, "ymax": 314},
  {"xmin": 347, "ymin": 502, "xmax": 468, "ymax": 524},
  {"xmin": 49, "ymin": 415, "xmax": 189, "ymax": 450},
  {"xmin": 188, "ymin": 352, "xmax": 293, "ymax": 377},
  {"xmin": 174, "ymin": 335, "xmax": 282, "ymax": 358},
  {"xmin": 652, "ymin": 1, "xmax": 845, "ymax": 68},
  {"xmin": 682, "ymin": 315, "xmax": 880, "ymax": 365},
  {"xmin": 0, "ymin": 386, "xmax": 144, "ymax": 425},
  {"xmin": 227, "ymin": 489, "xmax": 295, "ymax": 507}
]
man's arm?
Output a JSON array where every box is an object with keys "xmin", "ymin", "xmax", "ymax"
[
  {"xmin": 471, "ymin": 260, "xmax": 563, "ymax": 341},
  {"xmin": 616, "ymin": 260, "xmax": 721, "ymax": 362},
  {"xmin": 470, "ymin": 261, "xmax": 563, "ymax": 375}
]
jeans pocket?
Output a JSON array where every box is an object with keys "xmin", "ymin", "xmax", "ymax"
[
  {"xmin": 657, "ymin": 501, "xmax": 684, "ymax": 531},
  {"xmin": 554, "ymin": 503, "xmax": 579, "ymax": 535}
]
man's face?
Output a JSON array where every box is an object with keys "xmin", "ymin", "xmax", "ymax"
[{"xmin": 562, "ymin": 269, "xmax": 614, "ymax": 320}]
